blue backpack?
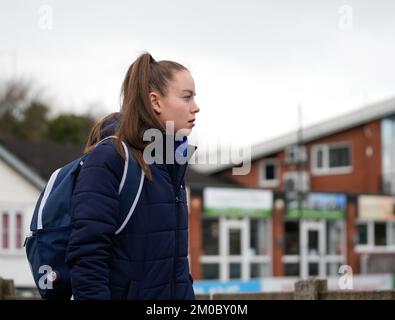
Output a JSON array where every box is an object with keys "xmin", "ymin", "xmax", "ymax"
[{"xmin": 24, "ymin": 136, "xmax": 145, "ymax": 299}]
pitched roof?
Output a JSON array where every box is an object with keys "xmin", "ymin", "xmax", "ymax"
[
  {"xmin": 0, "ymin": 136, "xmax": 84, "ymax": 182},
  {"xmin": 192, "ymin": 95, "xmax": 395, "ymax": 174},
  {"xmin": 0, "ymin": 142, "xmax": 46, "ymax": 190}
]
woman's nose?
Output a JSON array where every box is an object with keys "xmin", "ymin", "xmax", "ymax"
[{"xmin": 192, "ymin": 102, "xmax": 200, "ymax": 114}]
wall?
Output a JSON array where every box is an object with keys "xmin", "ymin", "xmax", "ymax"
[{"xmin": 0, "ymin": 159, "xmax": 40, "ymax": 287}]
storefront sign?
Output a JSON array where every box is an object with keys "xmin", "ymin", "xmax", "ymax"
[
  {"xmin": 194, "ymin": 274, "xmax": 394, "ymax": 294},
  {"xmin": 358, "ymin": 195, "xmax": 395, "ymax": 221},
  {"xmin": 203, "ymin": 187, "xmax": 272, "ymax": 217},
  {"xmin": 287, "ymin": 192, "xmax": 346, "ymax": 219},
  {"xmin": 193, "ymin": 279, "xmax": 262, "ymax": 294}
]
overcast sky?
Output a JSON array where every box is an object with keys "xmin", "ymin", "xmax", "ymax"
[{"xmin": 1, "ymin": 0, "xmax": 395, "ymax": 153}]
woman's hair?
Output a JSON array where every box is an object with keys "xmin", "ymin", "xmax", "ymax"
[
  {"xmin": 115, "ymin": 52, "xmax": 189, "ymax": 180},
  {"xmin": 83, "ymin": 112, "xmax": 121, "ymax": 154}
]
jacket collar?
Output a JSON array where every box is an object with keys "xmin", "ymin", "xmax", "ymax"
[
  {"xmin": 159, "ymin": 133, "xmax": 197, "ymax": 165},
  {"xmin": 158, "ymin": 134, "xmax": 197, "ymax": 191}
]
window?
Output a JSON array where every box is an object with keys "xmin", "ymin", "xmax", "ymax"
[
  {"xmin": 308, "ymin": 230, "xmax": 319, "ymax": 256},
  {"xmin": 381, "ymin": 117, "xmax": 395, "ymax": 194},
  {"xmin": 2, "ymin": 213, "xmax": 9, "ymax": 249},
  {"xmin": 308, "ymin": 263, "xmax": 319, "ymax": 276},
  {"xmin": 357, "ymin": 223, "xmax": 368, "ymax": 245},
  {"xmin": 356, "ymin": 221, "xmax": 395, "ymax": 249},
  {"xmin": 391, "ymin": 222, "xmax": 395, "ymax": 246},
  {"xmin": 266, "ymin": 165, "xmax": 276, "ymax": 180},
  {"xmin": 284, "ymin": 263, "xmax": 300, "ymax": 276},
  {"xmin": 229, "ymin": 263, "xmax": 241, "ymax": 279},
  {"xmin": 202, "ymin": 218, "xmax": 219, "ymax": 255},
  {"xmin": 374, "ymin": 222, "xmax": 387, "ymax": 246},
  {"xmin": 15, "ymin": 213, "xmax": 23, "ymax": 249},
  {"xmin": 202, "ymin": 264, "xmax": 219, "ymax": 280},
  {"xmin": 285, "ymin": 221, "xmax": 299, "ymax": 255},
  {"xmin": 312, "ymin": 143, "xmax": 352, "ymax": 175},
  {"xmin": 0, "ymin": 210, "xmax": 25, "ymax": 252},
  {"xmin": 317, "ymin": 149, "xmax": 324, "ymax": 169},
  {"xmin": 250, "ymin": 263, "xmax": 269, "ymax": 278},
  {"xmin": 327, "ymin": 221, "xmax": 343, "ymax": 255},
  {"xmin": 229, "ymin": 228, "xmax": 241, "ymax": 255},
  {"xmin": 249, "ymin": 218, "xmax": 268, "ymax": 256},
  {"xmin": 329, "ymin": 146, "xmax": 350, "ymax": 168},
  {"xmin": 260, "ymin": 159, "xmax": 279, "ymax": 187},
  {"xmin": 201, "ymin": 217, "xmax": 272, "ymax": 281}
]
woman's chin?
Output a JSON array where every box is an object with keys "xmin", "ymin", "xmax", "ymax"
[{"xmin": 177, "ymin": 128, "xmax": 192, "ymax": 136}]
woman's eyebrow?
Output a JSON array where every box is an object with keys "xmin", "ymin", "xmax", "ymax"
[{"xmin": 181, "ymin": 89, "xmax": 196, "ymax": 95}]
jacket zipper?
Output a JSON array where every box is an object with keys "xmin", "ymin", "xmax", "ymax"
[
  {"xmin": 168, "ymin": 164, "xmax": 188, "ymax": 299},
  {"xmin": 172, "ymin": 195, "xmax": 181, "ymax": 298}
]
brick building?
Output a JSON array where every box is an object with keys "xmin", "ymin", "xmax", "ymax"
[{"xmin": 188, "ymin": 97, "xmax": 395, "ymax": 280}]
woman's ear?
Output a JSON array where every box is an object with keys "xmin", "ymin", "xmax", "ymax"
[{"xmin": 150, "ymin": 92, "xmax": 162, "ymax": 114}]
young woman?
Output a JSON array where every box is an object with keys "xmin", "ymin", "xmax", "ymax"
[{"xmin": 66, "ymin": 52, "xmax": 200, "ymax": 300}]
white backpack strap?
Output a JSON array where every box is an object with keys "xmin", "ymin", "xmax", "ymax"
[
  {"xmin": 37, "ymin": 168, "xmax": 61, "ymax": 230},
  {"xmin": 93, "ymin": 135, "xmax": 128, "ymax": 193},
  {"xmin": 95, "ymin": 135, "xmax": 117, "ymax": 146},
  {"xmin": 94, "ymin": 136, "xmax": 145, "ymax": 235},
  {"xmin": 115, "ymin": 168, "xmax": 145, "ymax": 235},
  {"xmin": 118, "ymin": 141, "xmax": 129, "ymax": 193}
]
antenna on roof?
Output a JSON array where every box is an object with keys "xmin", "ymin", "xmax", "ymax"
[{"xmin": 297, "ymin": 103, "xmax": 303, "ymax": 218}]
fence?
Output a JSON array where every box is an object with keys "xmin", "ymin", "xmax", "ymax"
[{"xmin": 1, "ymin": 277, "xmax": 395, "ymax": 300}]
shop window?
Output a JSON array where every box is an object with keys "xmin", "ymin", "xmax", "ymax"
[
  {"xmin": 249, "ymin": 218, "xmax": 268, "ymax": 256},
  {"xmin": 391, "ymin": 222, "xmax": 395, "ymax": 246},
  {"xmin": 284, "ymin": 263, "xmax": 299, "ymax": 276},
  {"xmin": 308, "ymin": 263, "xmax": 319, "ymax": 276},
  {"xmin": 374, "ymin": 222, "xmax": 387, "ymax": 246},
  {"xmin": 285, "ymin": 221, "xmax": 299, "ymax": 255},
  {"xmin": 250, "ymin": 263, "xmax": 269, "ymax": 278},
  {"xmin": 229, "ymin": 263, "xmax": 241, "ymax": 279},
  {"xmin": 202, "ymin": 264, "xmax": 219, "ymax": 280},
  {"xmin": 357, "ymin": 222, "xmax": 368, "ymax": 245},
  {"xmin": 326, "ymin": 221, "xmax": 343, "ymax": 255},
  {"xmin": 202, "ymin": 218, "xmax": 219, "ymax": 255},
  {"xmin": 229, "ymin": 228, "xmax": 241, "ymax": 255}
]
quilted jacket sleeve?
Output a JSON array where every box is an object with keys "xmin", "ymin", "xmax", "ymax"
[{"xmin": 66, "ymin": 141, "xmax": 124, "ymax": 300}]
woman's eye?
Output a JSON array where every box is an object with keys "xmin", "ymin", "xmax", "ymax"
[{"xmin": 183, "ymin": 96, "xmax": 191, "ymax": 100}]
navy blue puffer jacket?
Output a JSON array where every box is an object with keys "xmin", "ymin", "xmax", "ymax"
[{"xmin": 66, "ymin": 121, "xmax": 196, "ymax": 300}]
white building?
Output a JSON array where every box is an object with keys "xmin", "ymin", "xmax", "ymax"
[{"xmin": 0, "ymin": 144, "xmax": 45, "ymax": 288}]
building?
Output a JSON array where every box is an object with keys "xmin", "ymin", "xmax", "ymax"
[
  {"xmin": 0, "ymin": 137, "xmax": 82, "ymax": 288},
  {"xmin": 189, "ymin": 96, "xmax": 395, "ymax": 281},
  {"xmin": 0, "ymin": 142, "xmax": 44, "ymax": 287}
]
